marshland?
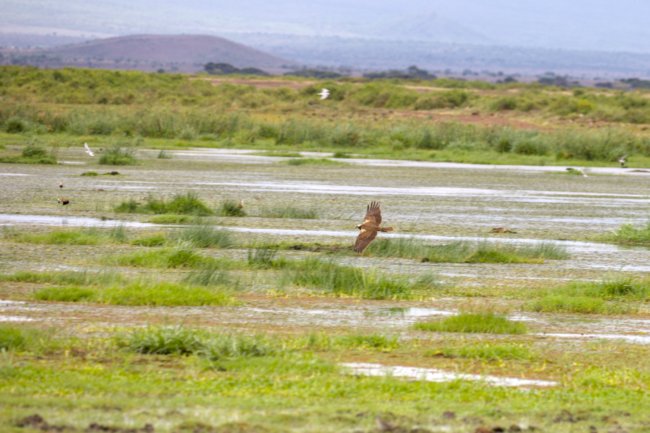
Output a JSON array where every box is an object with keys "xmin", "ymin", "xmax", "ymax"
[{"xmin": 2, "ymin": 66, "xmax": 650, "ymax": 432}]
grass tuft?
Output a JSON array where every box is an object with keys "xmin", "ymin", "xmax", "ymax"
[
  {"xmin": 367, "ymin": 238, "xmax": 568, "ymax": 263},
  {"xmin": 219, "ymin": 200, "xmax": 246, "ymax": 217},
  {"xmin": 259, "ymin": 206, "xmax": 318, "ymax": 219},
  {"xmin": 283, "ymin": 258, "xmax": 424, "ymax": 299},
  {"xmin": 115, "ymin": 193, "xmax": 213, "ymax": 216},
  {"xmin": 414, "ymin": 312, "xmax": 527, "ymax": 334},
  {"xmin": 601, "ymin": 222, "xmax": 650, "ymax": 246},
  {"xmin": 99, "ymin": 146, "xmax": 137, "ymax": 165},
  {"xmin": 170, "ymin": 225, "xmax": 235, "ymax": 248}
]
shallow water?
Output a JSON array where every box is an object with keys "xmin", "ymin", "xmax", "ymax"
[
  {"xmin": 341, "ymin": 362, "xmax": 557, "ymax": 387},
  {"xmin": 0, "ymin": 213, "xmax": 156, "ymax": 228}
]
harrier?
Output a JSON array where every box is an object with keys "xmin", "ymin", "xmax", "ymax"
[{"xmin": 354, "ymin": 201, "xmax": 393, "ymax": 253}]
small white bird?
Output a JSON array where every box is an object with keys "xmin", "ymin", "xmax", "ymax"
[
  {"xmin": 318, "ymin": 88, "xmax": 330, "ymax": 100},
  {"xmin": 83, "ymin": 142, "xmax": 95, "ymax": 157},
  {"xmin": 619, "ymin": 154, "xmax": 628, "ymax": 168}
]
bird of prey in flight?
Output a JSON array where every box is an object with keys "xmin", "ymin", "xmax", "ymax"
[{"xmin": 354, "ymin": 201, "xmax": 393, "ymax": 253}]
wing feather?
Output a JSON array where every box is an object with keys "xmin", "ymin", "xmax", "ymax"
[
  {"xmin": 364, "ymin": 201, "xmax": 382, "ymax": 225},
  {"xmin": 354, "ymin": 229, "xmax": 378, "ymax": 253}
]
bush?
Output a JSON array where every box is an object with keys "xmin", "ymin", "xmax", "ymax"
[{"xmin": 99, "ymin": 146, "xmax": 137, "ymax": 165}]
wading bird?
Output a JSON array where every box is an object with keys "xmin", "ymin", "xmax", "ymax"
[
  {"xmin": 318, "ymin": 88, "xmax": 330, "ymax": 100},
  {"xmin": 57, "ymin": 197, "xmax": 70, "ymax": 205},
  {"xmin": 619, "ymin": 154, "xmax": 628, "ymax": 168},
  {"xmin": 83, "ymin": 142, "xmax": 94, "ymax": 157},
  {"xmin": 354, "ymin": 201, "xmax": 393, "ymax": 253}
]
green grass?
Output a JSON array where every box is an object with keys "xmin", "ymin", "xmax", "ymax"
[
  {"xmin": 282, "ymin": 258, "xmax": 436, "ymax": 299},
  {"xmin": 600, "ymin": 222, "xmax": 650, "ymax": 246},
  {"xmin": 34, "ymin": 286, "xmax": 95, "ymax": 302},
  {"xmin": 526, "ymin": 278, "xmax": 649, "ymax": 314},
  {"xmin": 115, "ymin": 192, "xmax": 213, "ymax": 216},
  {"xmin": 259, "ymin": 205, "xmax": 318, "ymax": 219},
  {"xmin": 118, "ymin": 327, "xmax": 275, "ymax": 361},
  {"xmin": 130, "ymin": 233, "xmax": 167, "ymax": 247},
  {"xmin": 170, "ymin": 225, "xmax": 235, "ymax": 248},
  {"xmin": 147, "ymin": 214, "xmax": 192, "ymax": 224},
  {"xmin": 98, "ymin": 146, "xmax": 137, "ymax": 165},
  {"xmin": 182, "ymin": 264, "xmax": 233, "ymax": 287},
  {"xmin": 366, "ymin": 238, "xmax": 568, "ymax": 263},
  {"xmin": 0, "ymin": 144, "xmax": 57, "ymax": 164},
  {"xmin": 0, "ymin": 270, "xmax": 124, "ymax": 286},
  {"xmin": 527, "ymin": 295, "xmax": 631, "ymax": 314},
  {"xmin": 246, "ymin": 248, "xmax": 288, "ymax": 269},
  {"xmin": 111, "ymin": 247, "xmax": 211, "ymax": 268},
  {"xmin": 100, "ymin": 282, "xmax": 237, "ymax": 306},
  {"xmin": 80, "ymin": 170, "xmax": 98, "ymax": 176},
  {"xmin": 33, "ymin": 281, "xmax": 237, "ymax": 306},
  {"xmin": 414, "ymin": 313, "xmax": 527, "ymax": 334},
  {"xmin": 219, "ymin": 200, "xmax": 246, "ymax": 217},
  {"xmin": 428, "ymin": 342, "xmax": 535, "ymax": 361}
]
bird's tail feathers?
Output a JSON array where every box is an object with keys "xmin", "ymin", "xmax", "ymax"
[{"xmin": 380, "ymin": 227, "xmax": 394, "ymax": 232}]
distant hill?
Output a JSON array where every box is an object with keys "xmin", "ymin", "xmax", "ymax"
[{"xmin": 2, "ymin": 34, "xmax": 294, "ymax": 73}]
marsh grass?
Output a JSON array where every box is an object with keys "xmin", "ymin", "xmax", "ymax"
[
  {"xmin": 182, "ymin": 265, "xmax": 233, "ymax": 287},
  {"xmin": 131, "ymin": 233, "xmax": 166, "ymax": 247},
  {"xmin": 247, "ymin": 248, "xmax": 287, "ymax": 269},
  {"xmin": 118, "ymin": 327, "xmax": 275, "ymax": 360},
  {"xmin": 33, "ymin": 281, "xmax": 237, "ymax": 306},
  {"xmin": 601, "ymin": 222, "xmax": 650, "ymax": 246},
  {"xmin": 282, "ymin": 258, "xmax": 434, "ymax": 299},
  {"xmin": 170, "ymin": 225, "xmax": 235, "ymax": 248},
  {"xmin": 115, "ymin": 192, "xmax": 213, "ymax": 216},
  {"xmin": 0, "ymin": 326, "xmax": 55, "ymax": 352},
  {"xmin": 526, "ymin": 278, "xmax": 648, "ymax": 314},
  {"xmin": 367, "ymin": 238, "xmax": 568, "ymax": 263},
  {"xmin": 148, "ymin": 214, "xmax": 192, "ymax": 224},
  {"xmin": 111, "ymin": 247, "xmax": 211, "ymax": 268},
  {"xmin": 259, "ymin": 206, "xmax": 318, "ymax": 219},
  {"xmin": 0, "ymin": 270, "xmax": 124, "ymax": 286},
  {"xmin": 80, "ymin": 171, "xmax": 98, "ymax": 176},
  {"xmin": 428, "ymin": 342, "xmax": 534, "ymax": 361},
  {"xmin": 101, "ymin": 282, "xmax": 237, "ymax": 306},
  {"xmin": 0, "ymin": 144, "xmax": 57, "ymax": 164},
  {"xmin": 99, "ymin": 146, "xmax": 137, "ymax": 165},
  {"xmin": 414, "ymin": 312, "xmax": 527, "ymax": 334},
  {"xmin": 34, "ymin": 286, "xmax": 95, "ymax": 302},
  {"xmin": 219, "ymin": 200, "xmax": 246, "ymax": 217}
]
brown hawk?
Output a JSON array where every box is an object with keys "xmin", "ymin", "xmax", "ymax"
[{"xmin": 354, "ymin": 201, "xmax": 393, "ymax": 253}]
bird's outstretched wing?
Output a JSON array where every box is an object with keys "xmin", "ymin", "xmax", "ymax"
[
  {"xmin": 318, "ymin": 88, "xmax": 329, "ymax": 100},
  {"xmin": 354, "ymin": 229, "xmax": 378, "ymax": 253},
  {"xmin": 363, "ymin": 201, "xmax": 382, "ymax": 225},
  {"xmin": 84, "ymin": 143, "xmax": 95, "ymax": 156}
]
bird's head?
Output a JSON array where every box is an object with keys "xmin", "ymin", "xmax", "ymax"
[{"xmin": 356, "ymin": 224, "xmax": 362, "ymax": 230}]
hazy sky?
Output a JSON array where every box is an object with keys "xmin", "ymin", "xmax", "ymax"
[{"xmin": 2, "ymin": 0, "xmax": 650, "ymax": 53}]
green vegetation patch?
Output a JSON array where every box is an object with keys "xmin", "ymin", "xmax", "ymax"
[
  {"xmin": 219, "ymin": 199, "xmax": 246, "ymax": 217},
  {"xmin": 118, "ymin": 327, "xmax": 274, "ymax": 360},
  {"xmin": 428, "ymin": 342, "xmax": 535, "ymax": 361},
  {"xmin": 259, "ymin": 205, "xmax": 318, "ymax": 219},
  {"xmin": 414, "ymin": 313, "xmax": 527, "ymax": 334},
  {"xmin": 115, "ymin": 192, "xmax": 213, "ymax": 216},
  {"xmin": 98, "ymin": 146, "xmax": 137, "ymax": 165},
  {"xmin": 33, "ymin": 282, "xmax": 236, "ymax": 306},
  {"xmin": 169, "ymin": 225, "xmax": 235, "ymax": 248},
  {"xmin": 148, "ymin": 214, "xmax": 192, "ymax": 224},
  {"xmin": 111, "ymin": 247, "xmax": 212, "ymax": 268},
  {"xmin": 600, "ymin": 222, "xmax": 650, "ymax": 246},
  {"xmin": 0, "ymin": 144, "xmax": 57, "ymax": 164},
  {"xmin": 367, "ymin": 238, "xmax": 568, "ymax": 263},
  {"xmin": 283, "ymin": 258, "xmax": 436, "ymax": 299}
]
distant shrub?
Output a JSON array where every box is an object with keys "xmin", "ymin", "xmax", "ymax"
[{"xmin": 99, "ymin": 146, "xmax": 137, "ymax": 165}]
